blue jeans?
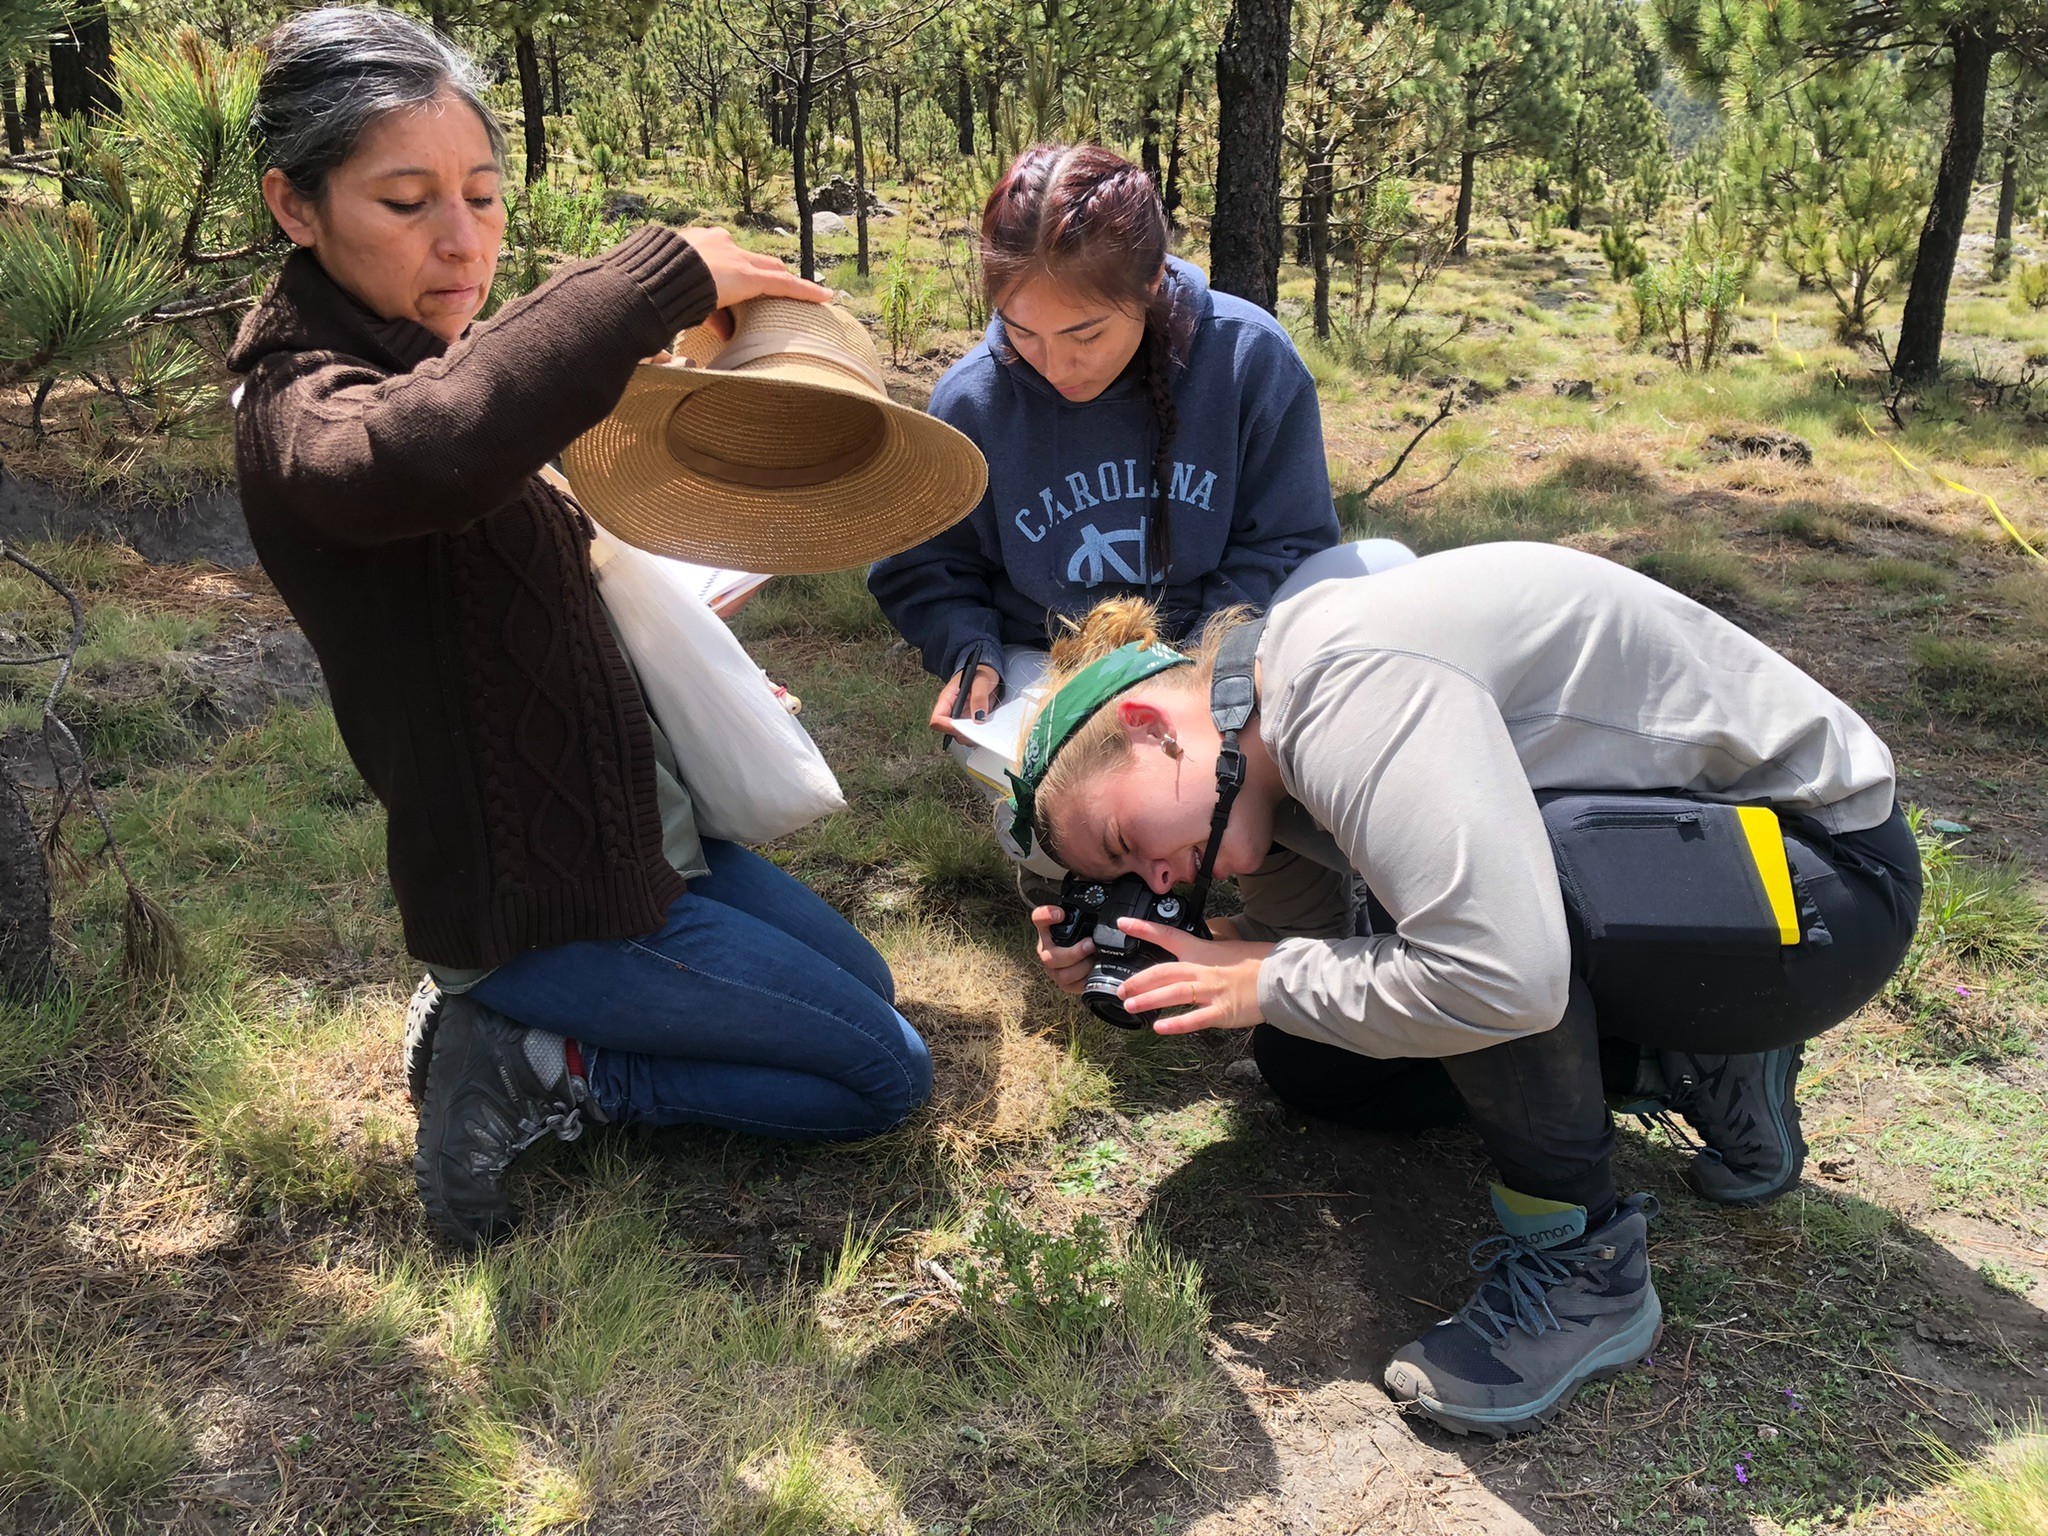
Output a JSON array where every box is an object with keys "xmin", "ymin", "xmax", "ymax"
[{"xmin": 472, "ymin": 840, "xmax": 932, "ymax": 1140}]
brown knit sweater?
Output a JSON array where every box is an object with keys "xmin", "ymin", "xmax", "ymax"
[{"xmin": 228, "ymin": 228, "xmax": 718, "ymax": 967}]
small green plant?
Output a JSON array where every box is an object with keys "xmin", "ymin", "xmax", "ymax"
[
  {"xmin": 877, "ymin": 252, "xmax": 942, "ymax": 366},
  {"xmin": 1530, "ymin": 204, "xmax": 1559, "ymax": 251},
  {"xmin": 2010, "ymin": 262, "xmax": 2048, "ymax": 314},
  {"xmin": 1600, "ymin": 223, "xmax": 1648, "ymax": 283},
  {"xmin": 1927, "ymin": 1413, "xmax": 2048, "ymax": 1536},
  {"xmin": 1621, "ymin": 210, "xmax": 1753, "ymax": 371},
  {"xmin": 957, "ymin": 1194, "xmax": 1121, "ymax": 1348}
]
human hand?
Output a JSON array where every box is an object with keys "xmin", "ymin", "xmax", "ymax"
[
  {"xmin": 929, "ymin": 665, "xmax": 1001, "ymax": 739},
  {"xmin": 679, "ymin": 228, "xmax": 832, "ymax": 337},
  {"xmin": 1114, "ymin": 920, "xmax": 1274, "ymax": 1035},
  {"xmin": 1031, "ymin": 905, "xmax": 1096, "ymax": 995}
]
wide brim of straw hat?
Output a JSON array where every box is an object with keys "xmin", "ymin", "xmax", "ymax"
[{"xmin": 562, "ymin": 302, "xmax": 987, "ymax": 575}]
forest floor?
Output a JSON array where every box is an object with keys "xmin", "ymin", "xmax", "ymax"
[{"xmin": 0, "ymin": 182, "xmax": 2044, "ymax": 1535}]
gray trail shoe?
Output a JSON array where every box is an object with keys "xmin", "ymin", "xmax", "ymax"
[
  {"xmin": 413, "ymin": 995, "xmax": 593, "ymax": 1250},
  {"xmin": 1651, "ymin": 1046, "xmax": 1808, "ymax": 1205},
  {"xmin": 1384, "ymin": 1187, "xmax": 1662, "ymax": 1438},
  {"xmin": 402, "ymin": 975, "xmax": 442, "ymax": 1109}
]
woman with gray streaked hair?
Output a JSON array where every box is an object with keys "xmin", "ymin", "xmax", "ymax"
[{"xmin": 231, "ymin": 7, "xmax": 935, "ymax": 1249}]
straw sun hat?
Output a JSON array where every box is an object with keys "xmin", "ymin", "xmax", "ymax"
[{"xmin": 562, "ymin": 297, "xmax": 988, "ymax": 574}]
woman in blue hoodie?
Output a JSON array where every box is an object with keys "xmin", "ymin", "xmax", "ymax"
[{"xmin": 869, "ymin": 144, "xmax": 1352, "ymax": 741}]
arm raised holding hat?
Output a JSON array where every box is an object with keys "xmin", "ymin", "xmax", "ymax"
[{"xmin": 238, "ymin": 209, "xmax": 826, "ymax": 550}]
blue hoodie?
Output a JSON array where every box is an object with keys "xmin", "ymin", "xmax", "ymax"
[{"xmin": 869, "ymin": 257, "xmax": 1340, "ymax": 684}]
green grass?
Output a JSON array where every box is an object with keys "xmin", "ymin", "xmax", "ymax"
[
  {"xmin": 1633, "ymin": 543, "xmax": 1754, "ymax": 604},
  {"xmin": 1931, "ymin": 1416, "xmax": 2048, "ymax": 1536},
  {"xmin": 1913, "ymin": 634, "xmax": 2048, "ymax": 733},
  {"xmin": 0, "ymin": 1355, "xmax": 188, "ymax": 1523}
]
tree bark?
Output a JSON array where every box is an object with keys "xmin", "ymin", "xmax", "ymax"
[
  {"xmin": 1212, "ymin": 0, "xmax": 1292, "ymax": 311},
  {"xmin": 955, "ymin": 58, "xmax": 973, "ymax": 155},
  {"xmin": 1993, "ymin": 128, "xmax": 2019, "ymax": 281},
  {"xmin": 848, "ymin": 56, "xmax": 870, "ymax": 277},
  {"xmin": 546, "ymin": 35, "xmax": 564, "ymax": 116},
  {"xmin": 1162, "ymin": 64, "xmax": 1188, "ymax": 227},
  {"xmin": 1295, "ymin": 159, "xmax": 1313, "ymax": 264},
  {"xmin": 429, "ymin": 0, "xmax": 450, "ymax": 35},
  {"xmin": 1451, "ymin": 84, "xmax": 1479, "ymax": 257},
  {"xmin": 24, "ymin": 62, "xmax": 47, "ymax": 140},
  {"xmin": 1308, "ymin": 149, "xmax": 1333, "ymax": 338},
  {"xmin": 50, "ymin": 6, "xmax": 120, "ymax": 121},
  {"xmin": 793, "ymin": 0, "xmax": 818, "ymax": 280},
  {"xmin": 1141, "ymin": 87, "xmax": 1162, "ymax": 188},
  {"xmin": 983, "ymin": 73, "xmax": 999, "ymax": 157},
  {"xmin": 1894, "ymin": 25, "xmax": 1993, "ymax": 383},
  {"xmin": 890, "ymin": 82, "xmax": 902, "ymax": 160},
  {"xmin": 0, "ymin": 775, "xmax": 50, "ymax": 1004},
  {"xmin": 2, "ymin": 61, "xmax": 22, "ymax": 158},
  {"xmin": 515, "ymin": 27, "xmax": 547, "ymax": 183}
]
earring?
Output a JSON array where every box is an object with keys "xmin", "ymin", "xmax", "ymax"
[{"xmin": 1161, "ymin": 733, "xmax": 1182, "ymax": 760}]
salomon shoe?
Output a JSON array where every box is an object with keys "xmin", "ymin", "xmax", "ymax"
[
  {"xmin": 1384, "ymin": 1187, "xmax": 1662, "ymax": 1438},
  {"xmin": 1654, "ymin": 1046, "xmax": 1807, "ymax": 1205},
  {"xmin": 402, "ymin": 975, "xmax": 442, "ymax": 1109},
  {"xmin": 413, "ymin": 995, "xmax": 594, "ymax": 1250}
]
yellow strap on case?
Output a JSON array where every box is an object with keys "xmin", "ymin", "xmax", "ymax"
[{"xmin": 1736, "ymin": 806, "xmax": 1801, "ymax": 946}]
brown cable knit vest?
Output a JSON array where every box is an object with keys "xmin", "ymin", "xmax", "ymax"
[{"xmin": 227, "ymin": 229, "xmax": 717, "ymax": 967}]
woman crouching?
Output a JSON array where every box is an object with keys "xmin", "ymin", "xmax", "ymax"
[
  {"xmin": 232, "ymin": 7, "xmax": 932, "ymax": 1247},
  {"xmin": 1017, "ymin": 542, "xmax": 1919, "ymax": 1436}
]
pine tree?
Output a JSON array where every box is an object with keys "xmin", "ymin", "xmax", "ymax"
[
  {"xmin": 1655, "ymin": 0, "xmax": 2048, "ymax": 381},
  {"xmin": 1546, "ymin": 0, "xmax": 1664, "ymax": 231}
]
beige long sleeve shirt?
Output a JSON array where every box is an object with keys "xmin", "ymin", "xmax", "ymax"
[{"xmin": 1243, "ymin": 542, "xmax": 1896, "ymax": 1058}]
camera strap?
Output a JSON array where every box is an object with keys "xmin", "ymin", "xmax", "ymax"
[{"xmin": 1189, "ymin": 617, "xmax": 1266, "ymax": 911}]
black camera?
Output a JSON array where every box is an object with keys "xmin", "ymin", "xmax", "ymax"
[{"xmin": 1047, "ymin": 872, "xmax": 1206, "ymax": 1029}]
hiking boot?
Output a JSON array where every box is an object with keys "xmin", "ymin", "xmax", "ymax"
[
  {"xmin": 1384, "ymin": 1187, "xmax": 1662, "ymax": 1438},
  {"xmin": 402, "ymin": 975, "xmax": 442, "ymax": 1109},
  {"xmin": 1652, "ymin": 1046, "xmax": 1808, "ymax": 1205},
  {"xmin": 413, "ymin": 994, "xmax": 595, "ymax": 1250}
]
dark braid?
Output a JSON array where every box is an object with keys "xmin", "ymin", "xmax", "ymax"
[{"xmin": 1138, "ymin": 311, "xmax": 1180, "ymax": 588}]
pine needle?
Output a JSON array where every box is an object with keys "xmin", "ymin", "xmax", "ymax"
[{"xmin": 121, "ymin": 883, "xmax": 183, "ymax": 984}]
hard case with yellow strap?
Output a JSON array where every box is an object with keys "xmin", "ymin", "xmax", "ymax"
[{"xmin": 1538, "ymin": 793, "xmax": 1813, "ymax": 958}]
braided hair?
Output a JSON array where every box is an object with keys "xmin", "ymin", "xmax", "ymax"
[{"xmin": 978, "ymin": 143, "xmax": 1191, "ymax": 594}]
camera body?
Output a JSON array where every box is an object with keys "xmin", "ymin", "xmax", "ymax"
[{"xmin": 1048, "ymin": 872, "xmax": 1207, "ymax": 1029}]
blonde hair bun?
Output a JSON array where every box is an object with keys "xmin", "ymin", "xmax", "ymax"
[{"xmin": 1047, "ymin": 596, "xmax": 1164, "ymax": 672}]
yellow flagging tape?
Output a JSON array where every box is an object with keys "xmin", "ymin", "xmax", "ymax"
[
  {"xmin": 1858, "ymin": 411, "xmax": 2047, "ymax": 568},
  {"xmin": 1771, "ymin": 312, "xmax": 1807, "ymax": 372}
]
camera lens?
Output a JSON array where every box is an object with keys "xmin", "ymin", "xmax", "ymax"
[{"xmin": 1081, "ymin": 959, "xmax": 1144, "ymax": 1029}]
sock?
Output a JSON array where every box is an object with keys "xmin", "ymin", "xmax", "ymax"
[{"xmin": 521, "ymin": 1028, "xmax": 569, "ymax": 1091}]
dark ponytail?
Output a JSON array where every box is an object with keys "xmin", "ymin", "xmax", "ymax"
[{"xmin": 1137, "ymin": 308, "xmax": 1180, "ymax": 584}]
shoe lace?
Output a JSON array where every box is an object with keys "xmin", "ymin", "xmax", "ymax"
[
  {"xmin": 500, "ymin": 1104, "xmax": 585, "ymax": 1166},
  {"xmin": 1456, "ymin": 1231, "xmax": 1614, "ymax": 1344}
]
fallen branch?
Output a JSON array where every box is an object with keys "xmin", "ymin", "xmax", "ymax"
[
  {"xmin": 1402, "ymin": 427, "xmax": 1500, "ymax": 499},
  {"xmin": 1360, "ymin": 385, "xmax": 1464, "ymax": 501}
]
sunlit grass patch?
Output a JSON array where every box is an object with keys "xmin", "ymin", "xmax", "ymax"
[
  {"xmin": 168, "ymin": 978, "xmax": 413, "ymax": 1215},
  {"xmin": 1913, "ymin": 634, "xmax": 2048, "ymax": 733},
  {"xmin": 1865, "ymin": 556, "xmax": 1953, "ymax": 593},
  {"xmin": 1929, "ymin": 1415, "xmax": 2048, "ymax": 1536},
  {"xmin": 0, "ymin": 1345, "xmax": 188, "ymax": 1525},
  {"xmin": 1632, "ymin": 540, "xmax": 1754, "ymax": 605}
]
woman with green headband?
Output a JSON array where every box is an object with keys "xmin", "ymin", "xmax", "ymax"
[{"xmin": 1016, "ymin": 543, "xmax": 1920, "ymax": 1438}]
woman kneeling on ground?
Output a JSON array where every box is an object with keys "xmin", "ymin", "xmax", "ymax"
[
  {"xmin": 231, "ymin": 7, "xmax": 932, "ymax": 1248},
  {"xmin": 1017, "ymin": 542, "xmax": 1920, "ymax": 1436}
]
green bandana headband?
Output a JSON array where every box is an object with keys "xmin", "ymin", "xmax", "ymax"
[{"xmin": 1005, "ymin": 641, "xmax": 1191, "ymax": 856}]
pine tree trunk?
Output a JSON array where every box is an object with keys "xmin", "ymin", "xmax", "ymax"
[
  {"xmin": 1993, "ymin": 133, "xmax": 2019, "ymax": 282},
  {"xmin": 1141, "ymin": 88, "xmax": 1162, "ymax": 188},
  {"xmin": 1294, "ymin": 158, "xmax": 1313, "ymax": 265},
  {"xmin": 24, "ymin": 62, "xmax": 46, "ymax": 140},
  {"xmin": 1894, "ymin": 25, "xmax": 1993, "ymax": 384},
  {"xmin": 1213, "ymin": 0, "xmax": 1292, "ymax": 312},
  {"xmin": 547, "ymin": 35, "xmax": 564, "ymax": 116},
  {"xmin": 890, "ymin": 83, "xmax": 901, "ymax": 160},
  {"xmin": 955, "ymin": 59, "xmax": 973, "ymax": 155},
  {"xmin": 848, "ymin": 61, "xmax": 869, "ymax": 277},
  {"xmin": 2, "ymin": 61, "xmax": 22, "ymax": 157},
  {"xmin": 515, "ymin": 28, "xmax": 547, "ymax": 183},
  {"xmin": 0, "ymin": 776, "xmax": 49, "ymax": 1004},
  {"xmin": 429, "ymin": 0, "xmax": 450, "ymax": 35},
  {"xmin": 49, "ymin": 6, "xmax": 118, "ymax": 121},
  {"xmin": 983, "ymin": 75, "xmax": 999, "ymax": 156},
  {"xmin": 1309, "ymin": 151, "xmax": 1333, "ymax": 339},
  {"xmin": 794, "ymin": 1, "xmax": 818, "ymax": 280},
  {"xmin": 1453, "ymin": 146, "xmax": 1477, "ymax": 258},
  {"xmin": 1162, "ymin": 65, "xmax": 1188, "ymax": 227}
]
